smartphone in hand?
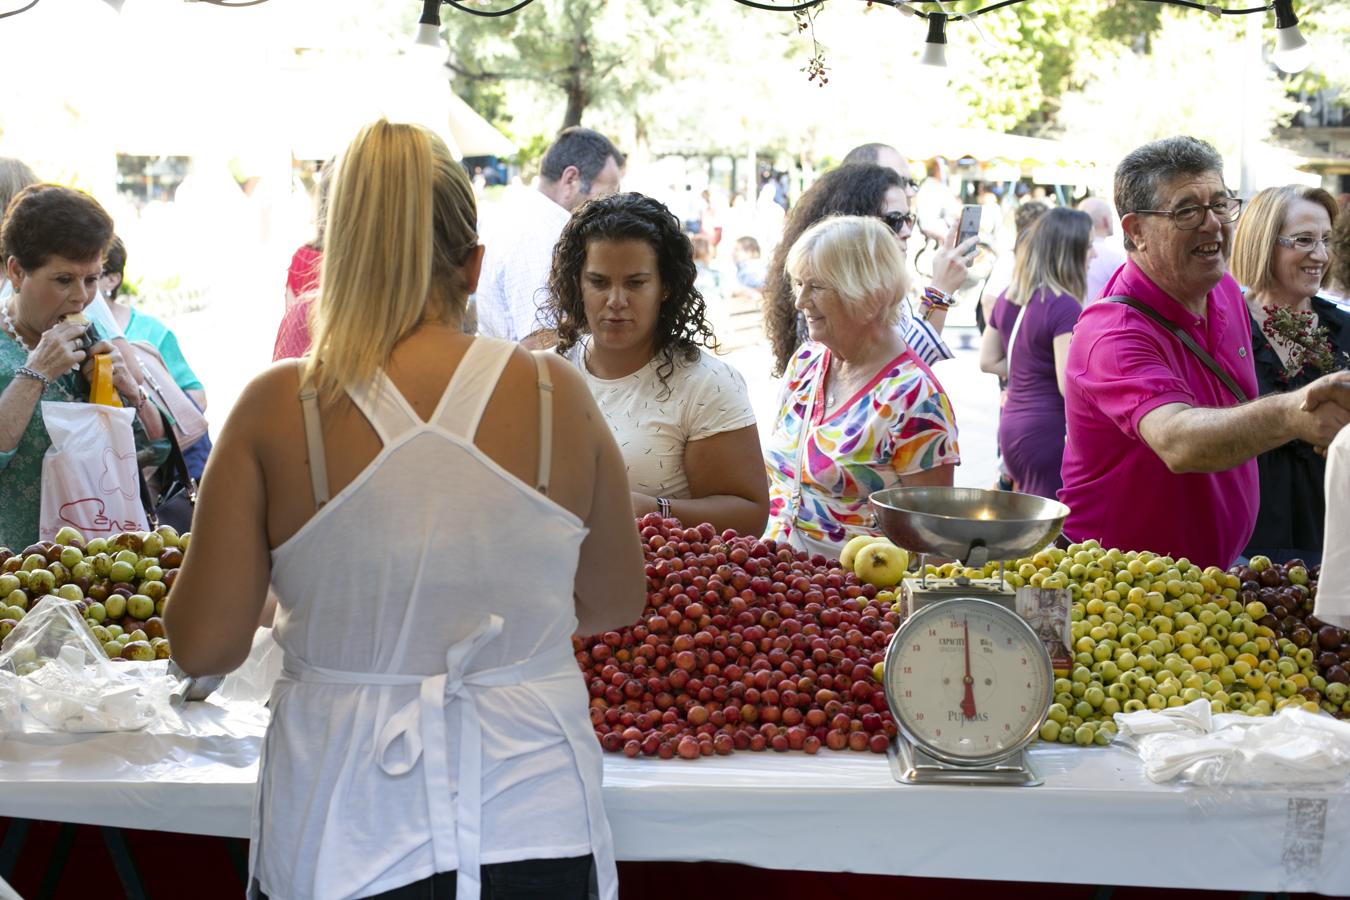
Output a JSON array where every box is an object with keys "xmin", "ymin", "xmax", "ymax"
[{"xmin": 957, "ymin": 204, "xmax": 982, "ymax": 256}]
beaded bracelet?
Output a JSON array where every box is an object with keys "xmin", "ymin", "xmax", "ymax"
[
  {"xmin": 15, "ymin": 365, "xmax": 50, "ymax": 387},
  {"xmin": 923, "ymin": 286, "xmax": 956, "ymax": 309}
]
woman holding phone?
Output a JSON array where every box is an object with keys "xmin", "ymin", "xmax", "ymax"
[
  {"xmin": 763, "ymin": 164, "xmax": 977, "ymax": 378},
  {"xmin": 978, "ymin": 207, "xmax": 1094, "ymax": 499}
]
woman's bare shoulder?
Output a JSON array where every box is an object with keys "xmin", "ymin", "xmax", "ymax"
[{"xmin": 225, "ymin": 359, "xmax": 307, "ymax": 434}]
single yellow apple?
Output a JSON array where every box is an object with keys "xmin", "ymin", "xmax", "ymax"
[
  {"xmin": 854, "ymin": 543, "xmax": 910, "ymax": 588},
  {"xmin": 839, "ymin": 534, "xmax": 886, "ymax": 572}
]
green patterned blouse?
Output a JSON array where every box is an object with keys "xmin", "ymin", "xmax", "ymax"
[{"xmin": 0, "ymin": 331, "xmax": 168, "ymax": 550}]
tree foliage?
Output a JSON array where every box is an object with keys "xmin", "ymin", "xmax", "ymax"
[
  {"xmin": 444, "ymin": 0, "xmax": 714, "ymax": 133},
  {"xmin": 440, "ymin": 0, "xmax": 1350, "ymax": 168},
  {"xmin": 1054, "ymin": 10, "xmax": 1302, "ymax": 168}
]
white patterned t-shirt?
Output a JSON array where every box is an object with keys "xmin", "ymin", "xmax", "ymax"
[{"xmin": 567, "ymin": 342, "xmax": 758, "ymax": 499}]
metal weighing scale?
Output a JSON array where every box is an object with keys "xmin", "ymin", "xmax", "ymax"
[{"xmin": 868, "ymin": 487, "xmax": 1070, "ymax": 787}]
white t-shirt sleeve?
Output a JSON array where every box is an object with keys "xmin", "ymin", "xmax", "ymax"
[
  {"xmin": 680, "ymin": 353, "xmax": 759, "ymax": 442},
  {"xmin": 1316, "ymin": 427, "xmax": 1350, "ymax": 629}
]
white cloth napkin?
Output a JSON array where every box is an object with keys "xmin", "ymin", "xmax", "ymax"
[
  {"xmin": 1317, "ymin": 427, "xmax": 1350, "ymax": 629},
  {"xmin": 1113, "ymin": 701, "xmax": 1350, "ymax": 785},
  {"xmin": 1112, "ymin": 698, "xmax": 1213, "ymax": 738}
]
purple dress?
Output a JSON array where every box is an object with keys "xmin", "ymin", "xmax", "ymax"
[{"xmin": 990, "ymin": 289, "xmax": 1082, "ymax": 499}]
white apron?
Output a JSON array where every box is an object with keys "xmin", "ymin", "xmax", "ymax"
[{"xmin": 249, "ymin": 338, "xmax": 617, "ymax": 900}]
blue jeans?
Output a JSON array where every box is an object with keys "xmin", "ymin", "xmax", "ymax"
[{"xmin": 259, "ymin": 855, "xmax": 594, "ymax": 900}]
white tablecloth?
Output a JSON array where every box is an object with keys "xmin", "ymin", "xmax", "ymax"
[{"xmin": 2, "ymin": 699, "xmax": 1347, "ymax": 895}]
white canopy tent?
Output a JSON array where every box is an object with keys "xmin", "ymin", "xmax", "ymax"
[{"xmin": 109, "ymin": 54, "xmax": 515, "ymax": 163}]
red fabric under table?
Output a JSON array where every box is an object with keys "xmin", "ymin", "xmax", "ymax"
[{"xmin": 1, "ymin": 820, "xmax": 1336, "ymax": 899}]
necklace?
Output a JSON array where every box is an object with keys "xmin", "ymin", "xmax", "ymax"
[{"xmin": 1, "ymin": 300, "xmax": 33, "ymax": 352}]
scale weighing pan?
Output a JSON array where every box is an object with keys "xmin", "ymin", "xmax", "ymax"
[{"xmin": 870, "ymin": 487, "xmax": 1070, "ymax": 567}]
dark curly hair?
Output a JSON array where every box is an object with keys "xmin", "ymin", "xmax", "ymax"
[
  {"xmin": 1331, "ymin": 203, "xmax": 1350, "ymax": 298},
  {"xmin": 764, "ymin": 164, "xmax": 903, "ymax": 376},
  {"xmin": 549, "ymin": 192, "xmax": 717, "ymax": 395}
]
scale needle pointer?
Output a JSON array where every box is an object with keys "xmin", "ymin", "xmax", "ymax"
[{"xmin": 961, "ymin": 617, "xmax": 977, "ymax": 719}]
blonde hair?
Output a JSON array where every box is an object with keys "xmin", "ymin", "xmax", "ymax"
[
  {"xmin": 1008, "ymin": 206, "xmax": 1092, "ymax": 306},
  {"xmin": 0, "ymin": 158, "xmax": 38, "ymax": 219},
  {"xmin": 785, "ymin": 215, "xmax": 908, "ymax": 326},
  {"xmin": 1231, "ymin": 185, "xmax": 1338, "ymax": 296},
  {"xmin": 304, "ymin": 120, "xmax": 477, "ymax": 405}
]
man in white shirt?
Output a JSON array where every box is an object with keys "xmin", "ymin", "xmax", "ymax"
[
  {"xmin": 1316, "ymin": 426, "xmax": 1350, "ymax": 628},
  {"xmin": 1078, "ymin": 196, "xmax": 1127, "ymax": 303},
  {"xmin": 475, "ymin": 128, "xmax": 624, "ymax": 347}
]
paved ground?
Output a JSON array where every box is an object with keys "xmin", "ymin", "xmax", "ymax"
[{"xmin": 161, "ymin": 275, "xmax": 1001, "ymax": 491}]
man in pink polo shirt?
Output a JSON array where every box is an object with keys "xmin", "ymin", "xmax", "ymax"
[{"xmin": 1059, "ymin": 136, "xmax": 1350, "ymax": 567}]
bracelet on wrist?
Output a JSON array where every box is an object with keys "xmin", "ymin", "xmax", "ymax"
[
  {"xmin": 657, "ymin": 497, "xmax": 672, "ymax": 519},
  {"xmin": 15, "ymin": 365, "xmax": 51, "ymax": 387},
  {"xmin": 923, "ymin": 286, "xmax": 955, "ymax": 309}
]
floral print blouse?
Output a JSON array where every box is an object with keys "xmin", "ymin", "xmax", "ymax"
[{"xmin": 763, "ymin": 341, "xmax": 960, "ymax": 556}]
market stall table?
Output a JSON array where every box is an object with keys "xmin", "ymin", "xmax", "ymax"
[{"xmin": 1, "ymin": 697, "xmax": 1346, "ymax": 896}]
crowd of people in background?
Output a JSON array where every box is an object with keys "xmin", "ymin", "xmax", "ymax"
[
  {"xmin": 7, "ymin": 128, "xmax": 1350, "ymax": 565},
  {"xmin": 6, "ymin": 120, "xmax": 1350, "ymax": 899}
]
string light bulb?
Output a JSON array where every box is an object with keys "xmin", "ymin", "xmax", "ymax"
[
  {"xmin": 919, "ymin": 11, "xmax": 948, "ymax": 67},
  {"xmin": 1270, "ymin": 0, "xmax": 1312, "ymax": 74},
  {"xmin": 414, "ymin": 0, "xmax": 444, "ymax": 49}
]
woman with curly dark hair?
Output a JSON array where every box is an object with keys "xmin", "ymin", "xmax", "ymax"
[
  {"xmin": 549, "ymin": 192, "xmax": 769, "ymax": 536},
  {"xmin": 764, "ymin": 164, "xmax": 976, "ymax": 377},
  {"xmin": 1331, "ymin": 202, "xmax": 1350, "ymax": 302}
]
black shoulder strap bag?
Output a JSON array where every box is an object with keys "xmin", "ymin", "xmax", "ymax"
[
  {"xmin": 139, "ymin": 423, "xmax": 197, "ymax": 533},
  {"xmin": 1105, "ymin": 295, "xmax": 1250, "ymax": 404}
]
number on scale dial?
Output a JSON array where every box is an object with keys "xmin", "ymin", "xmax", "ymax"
[{"xmin": 885, "ymin": 598, "xmax": 1052, "ymax": 764}]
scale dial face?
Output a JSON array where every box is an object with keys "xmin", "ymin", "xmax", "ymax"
[{"xmin": 883, "ymin": 597, "xmax": 1053, "ymax": 765}]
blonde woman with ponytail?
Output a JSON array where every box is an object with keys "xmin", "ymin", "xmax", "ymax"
[{"xmin": 165, "ymin": 120, "xmax": 643, "ymax": 900}]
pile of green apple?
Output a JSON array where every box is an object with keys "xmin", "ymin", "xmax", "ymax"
[
  {"xmin": 0, "ymin": 526, "xmax": 190, "ymax": 664},
  {"xmin": 927, "ymin": 541, "xmax": 1348, "ymax": 747}
]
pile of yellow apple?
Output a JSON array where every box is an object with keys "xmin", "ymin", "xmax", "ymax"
[
  {"xmin": 839, "ymin": 535, "xmax": 910, "ymax": 591},
  {"xmin": 0, "ymin": 526, "xmax": 189, "ymax": 663},
  {"xmin": 925, "ymin": 541, "xmax": 1347, "ymax": 747}
]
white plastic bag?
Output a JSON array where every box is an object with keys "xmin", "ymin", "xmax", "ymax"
[
  {"xmin": 38, "ymin": 400, "xmax": 149, "ymax": 541},
  {"xmin": 1113, "ymin": 700, "xmax": 1350, "ymax": 786},
  {"xmin": 84, "ymin": 294, "xmax": 125, "ymax": 340},
  {"xmin": 0, "ymin": 597, "xmax": 173, "ymax": 734},
  {"xmin": 215, "ymin": 626, "xmax": 282, "ymax": 705}
]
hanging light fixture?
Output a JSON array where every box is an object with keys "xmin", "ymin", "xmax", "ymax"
[
  {"xmin": 103, "ymin": 0, "xmax": 125, "ymax": 10},
  {"xmin": 414, "ymin": 0, "xmax": 444, "ymax": 49},
  {"xmin": 919, "ymin": 11, "xmax": 948, "ymax": 67},
  {"xmin": 1270, "ymin": 0, "xmax": 1312, "ymax": 74}
]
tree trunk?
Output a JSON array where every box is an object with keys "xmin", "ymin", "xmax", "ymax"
[{"xmin": 562, "ymin": 77, "xmax": 586, "ymax": 129}]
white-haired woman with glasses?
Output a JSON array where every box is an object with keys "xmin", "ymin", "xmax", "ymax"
[
  {"xmin": 763, "ymin": 215, "xmax": 960, "ymax": 557},
  {"xmin": 1231, "ymin": 185, "xmax": 1349, "ymax": 564}
]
